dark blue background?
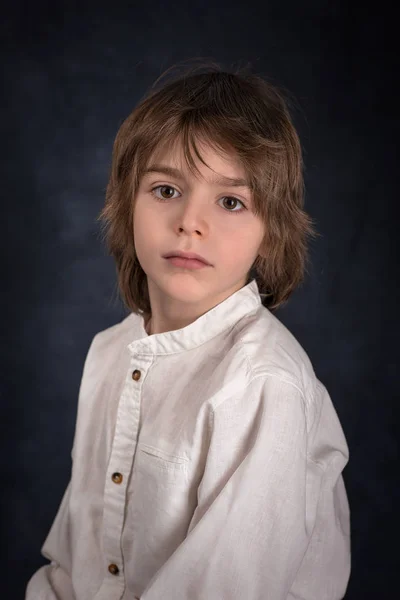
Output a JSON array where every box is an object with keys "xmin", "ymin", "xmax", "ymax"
[{"xmin": 1, "ymin": 2, "xmax": 397, "ymax": 598}]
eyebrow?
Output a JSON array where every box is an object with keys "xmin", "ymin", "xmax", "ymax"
[{"xmin": 143, "ymin": 164, "xmax": 251, "ymax": 189}]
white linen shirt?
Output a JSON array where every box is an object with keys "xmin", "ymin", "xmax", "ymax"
[{"xmin": 26, "ymin": 279, "xmax": 351, "ymax": 600}]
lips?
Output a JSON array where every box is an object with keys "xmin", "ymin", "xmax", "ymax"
[{"xmin": 163, "ymin": 251, "xmax": 210, "ymax": 265}]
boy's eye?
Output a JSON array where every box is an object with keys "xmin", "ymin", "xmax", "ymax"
[
  {"xmin": 150, "ymin": 184, "xmax": 247, "ymax": 213},
  {"xmin": 154, "ymin": 185, "xmax": 179, "ymax": 199}
]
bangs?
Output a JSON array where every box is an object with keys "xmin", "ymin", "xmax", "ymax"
[{"xmin": 135, "ymin": 112, "xmax": 250, "ymax": 187}]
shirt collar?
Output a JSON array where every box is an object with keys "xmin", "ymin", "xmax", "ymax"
[{"xmin": 128, "ymin": 278, "xmax": 263, "ymax": 356}]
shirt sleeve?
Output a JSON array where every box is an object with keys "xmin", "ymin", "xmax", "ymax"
[
  {"xmin": 140, "ymin": 374, "xmax": 351, "ymax": 600},
  {"xmin": 25, "ymin": 483, "xmax": 75, "ymax": 599},
  {"xmin": 25, "ymin": 333, "xmax": 100, "ymax": 600}
]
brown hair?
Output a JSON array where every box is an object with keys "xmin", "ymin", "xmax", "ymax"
[{"xmin": 99, "ymin": 61, "xmax": 318, "ymax": 319}]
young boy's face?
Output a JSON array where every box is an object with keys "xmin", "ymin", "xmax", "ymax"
[{"xmin": 133, "ymin": 138, "xmax": 265, "ymax": 334}]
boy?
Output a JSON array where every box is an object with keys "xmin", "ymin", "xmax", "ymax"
[{"xmin": 26, "ymin": 65, "xmax": 351, "ymax": 599}]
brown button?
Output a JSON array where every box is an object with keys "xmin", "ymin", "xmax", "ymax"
[
  {"xmin": 112, "ymin": 472, "xmax": 123, "ymax": 484},
  {"xmin": 108, "ymin": 563, "xmax": 119, "ymax": 576},
  {"xmin": 132, "ymin": 369, "xmax": 141, "ymax": 381}
]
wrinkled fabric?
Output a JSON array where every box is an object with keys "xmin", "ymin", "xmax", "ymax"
[{"xmin": 26, "ymin": 279, "xmax": 350, "ymax": 600}]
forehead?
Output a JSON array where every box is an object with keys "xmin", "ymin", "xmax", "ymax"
[{"xmin": 146, "ymin": 136, "xmax": 247, "ymax": 180}]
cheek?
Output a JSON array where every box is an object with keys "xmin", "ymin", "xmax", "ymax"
[
  {"xmin": 134, "ymin": 213, "xmax": 164, "ymax": 260},
  {"xmin": 218, "ymin": 237, "xmax": 253, "ymax": 265},
  {"xmin": 133, "ymin": 201, "xmax": 153, "ymax": 237},
  {"xmin": 221, "ymin": 226, "xmax": 263, "ymax": 261}
]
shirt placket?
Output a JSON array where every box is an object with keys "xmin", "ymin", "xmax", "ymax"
[{"xmin": 94, "ymin": 352, "xmax": 153, "ymax": 600}]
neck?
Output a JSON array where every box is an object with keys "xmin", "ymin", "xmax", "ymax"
[{"xmin": 145, "ymin": 316, "xmax": 152, "ymax": 335}]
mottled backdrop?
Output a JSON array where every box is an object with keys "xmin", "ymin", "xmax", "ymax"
[{"xmin": 1, "ymin": 2, "xmax": 397, "ymax": 599}]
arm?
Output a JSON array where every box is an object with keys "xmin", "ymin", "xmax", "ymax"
[
  {"xmin": 25, "ymin": 334, "xmax": 100, "ymax": 600},
  {"xmin": 25, "ymin": 483, "xmax": 75, "ymax": 599},
  {"xmin": 288, "ymin": 382, "xmax": 351, "ymax": 599},
  {"xmin": 141, "ymin": 375, "xmax": 350, "ymax": 600}
]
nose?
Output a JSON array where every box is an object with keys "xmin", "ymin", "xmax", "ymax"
[{"xmin": 176, "ymin": 199, "xmax": 207, "ymax": 236}]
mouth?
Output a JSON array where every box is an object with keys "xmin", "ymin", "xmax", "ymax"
[
  {"xmin": 164, "ymin": 255, "xmax": 211, "ymax": 269},
  {"xmin": 163, "ymin": 252, "xmax": 211, "ymax": 266}
]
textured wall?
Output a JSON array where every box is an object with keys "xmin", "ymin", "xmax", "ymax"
[{"xmin": 1, "ymin": 2, "xmax": 397, "ymax": 598}]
